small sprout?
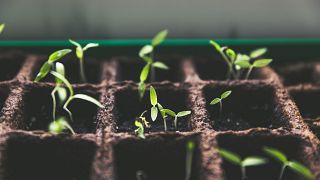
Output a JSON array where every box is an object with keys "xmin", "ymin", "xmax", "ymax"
[
  {"xmin": 185, "ymin": 140, "xmax": 195, "ymax": 180},
  {"xmin": 157, "ymin": 103, "xmax": 168, "ymax": 131},
  {"xmin": 34, "ymin": 49, "xmax": 72, "ymax": 82},
  {"xmin": 263, "ymin": 146, "xmax": 315, "ymax": 180},
  {"xmin": 136, "ymin": 170, "xmax": 148, "ymax": 180},
  {"xmin": 218, "ymin": 148, "xmax": 268, "ymax": 180},
  {"xmin": 149, "ymin": 86, "xmax": 158, "ymax": 121},
  {"xmin": 138, "ymin": 30, "xmax": 169, "ymax": 99},
  {"xmin": 161, "ymin": 109, "xmax": 191, "ymax": 130},
  {"xmin": 69, "ymin": 39, "xmax": 99, "ymax": 83},
  {"xmin": 49, "ymin": 117, "xmax": 75, "ymax": 135},
  {"xmin": 0, "ymin": 24, "xmax": 5, "ymax": 34},
  {"xmin": 235, "ymin": 58, "xmax": 273, "ymax": 79},
  {"xmin": 210, "ymin": 90, "xmax": 232, "ymax": 116},
  {"xmin": 134, "ymin": 110, "xmax": 150, "ymax": 139}
]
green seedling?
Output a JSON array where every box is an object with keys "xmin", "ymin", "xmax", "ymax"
[
  {"xmin": 138, "ymin": 30, "xmax": 169, "ymax": 99},
  {"xmin": 185, "ymin": 140, "xmax": 195, "ymax": 180},
  {"xmin": 210, "ymin": 40, "xmax": 272, "ymax": 80},
  {"xmin": 49, "ymin": 117, "xmax": 75, "ymax": 135},
  {"xmin": 157, "ymin": 103, "xmax": 168, "ymax": 131},
  {"xmin": 69, "ymin": 39, "xmax": 99, "ymax": 83},
  {"xmin": 0, "ymin": 24, "xmax": 5, "ymax": 34},
  {"xmin": 161, "ymin": 109, "xmax": 191, "ymax": 130},
  {"xmin": 34, "ymin": 49, "xmax": 72, "ymax": 82},
  {"xmin": 136, "ymin": 170, "xmax": 148, "ymax": 180},
  {"xmin": 210, "ymin": 90, "xmax": 232, "ymax": 116},
  {"xmin": 149, "ymin": 86, "xmax": 159, "ymax": 121},
  {"xmin": 50, "ymin": 71, "xmax": 103, "ymax": 122},
  {"xmin": 218, "ymin": 148, "xmax": 268, "ymax": 180},
  {"xmin": 134, "ymin": 110, "xmax": 150, "ymax": 139},
  {"xmin": 263, "ymin": 146, "xmax": 314, "ymax": 180}
]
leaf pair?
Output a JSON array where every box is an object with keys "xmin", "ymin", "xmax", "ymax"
[
  {"xmin": 69, "ymin": 39, "xmax": 99, "ymax": 60},
  {"xmin": 235, "ymin": 59, "xmax": 273, "ymax": 69},
  {"xmin": 160, "ymin": 108, "xmax": 191, "ymax": 129},
  {"xmin": 210, "ymin": 90, "xmax": 232, "ymax": 105}
]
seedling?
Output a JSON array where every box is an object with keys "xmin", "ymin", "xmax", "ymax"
[
  {"xmin": 138, "ymin": 30, "xmax": 169, "ymax": 99},
  {"xmin": 69, "ymin": 39, "xmax": 99, "ymax": 83},
  {"xmin": 185, "ymin": 140, "xmax": 195, "ymax": 180},
  {"xmin": 134, "ymin": 110, "xmax": 150, "ymax": 139},
  {"xmin": 0, "ymin": 24, "xmax": 5, "ymax": 34},
  {"xmin": 210, "ymin": 40, "xmax": 272, "ymax": 80},
  {"xmin": 149, "ymin": 86, "xmax": 159, "ymax": 121},
  {"xmin": 263, "ymin": 146, "xmax": 314, "ymax": 180},
  {"xmin": 218, "ymin": 148, "xmax": 268, "ymax": 180},
  {"xmin": 210, "ymin": 90, "xmax": 232, "ymax": 116},
  {"xmin": 49, "ymin": 117, "xmax": 75, "ymax": 135},
  {"xmin": 160, "ymin": 108, "xmax": 191, "ymax": 130}
]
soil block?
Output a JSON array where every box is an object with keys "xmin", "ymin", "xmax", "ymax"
[
  {"xmin": 0, "ymin": 87, "xmax": 9, "ymax": 113},
  {"xmin": 0, "ymin": 54, "xmax": 24, "ymax": 81}
]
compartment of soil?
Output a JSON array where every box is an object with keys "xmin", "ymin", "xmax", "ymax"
[
  {"xmin": 1, "ymin": 134, "xmax": 97, "ymax": 180},
  {"xmin": 21, "ymin": 86, "xmax": 101, "ymax": 133},
  {"xmin": 217, "ymin": 134, "xmax": 310, "ymax": 180},
  {"xmin": 116, "ymin": 57, "xmax": 184, "ymax": 82},
  {"xmin": 275, "ymin": 62, "xmax": 320, "ymax": 86},
  {"xmin": 0, "ymin": 54, "xmax": 24, "ymax": 81},
  {"xmin": 113, "ymin": 135, "xmax": 201, "ymax": 180},
  {"xmin": 194, "ymin": 58, "xmax": 267, "ymax": 81},
  {"xmin": 114, "ymin": 86, "xmax": 191, "ymax": 132},
  {"xmin": 203, "ymin": 83, "xmax": 285, "ymax": 131},
  {"xmin": 33, "ymin": 59, "xmax": 102, "ymax": 84}
]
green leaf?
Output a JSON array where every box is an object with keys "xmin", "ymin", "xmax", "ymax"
[
  {"xmin": 218, "ymin": 148, "xmax": 242, "ymax": 166},
  {"xmin": 134, "ymin": 120, "xmax": 145, "ymax": 139},
  {"xmin": 34, "ymin": 62, "xmax": 52, "ymax": 82},
  {"xmin": 226, "ymin": 48, "xmax": 236, "ymax": 61},
  {"xmin": 50, "ymin": 71, "xmax": 74, "ymax": 96},
  {"xmin": 138, "ymin": 81, "xmax": 146, "ymax": 99},
  {"xmin": 48, "ymin": 49, "xmax": 72, "ymax": 63},
  {"xmin": 177, "ymin": 111, "xmax": 191, "ymax": 117},
  {"xmin": 140, "ymin": 64, "xmax": 150, "ymax": 82},
  {"xmin": 141, "ymin": 56, "xmax": 153, "ymax": 63},
  {"xmin": 210, "ymin": 98, "xmax": 221, "ymax": 105},
  {"xmin": 252, "ymin": 59, "xmax": 273, "ymax": 68},
  {"xmin": 161, "ymin": 109, "xmax": 176, "ymax": 117},
  {"xmin": 76, "ymin": 47, "xmax": 83, "ymax": 59},
  {"xmin": 151, "ymin": 106, "xmax": 158, "ymax": 121},
  {"xmin": 263, "ymin": 146, "xmax": 288, "ymax": 163},
  {"xmin": 236, "ymin": 54, "xmax": 250, "ymax": 62},
  {"xmin": 209, "ymin": 40, "xmax": 221, "ymax": 51},
  {"xmin": 57, "ymin": 87, "xmax": 67, "ymax": 104},
  {"xmin": 139, "ymin": 45, "xmax": 153, "ymax": 58},
  {"xmin": 151, "ymin": 29, "xmax": 168, "ymax": 47},
  {"xmin": 152, "ymin": 62, "xmax": 169, "ymax": 70},
  {"xmin": 83, "ymin": 43, "xmax": 99, "ymax": 51},
  {"xmin": 250, "ymin": 48, "xmax": 267, "ymax": 59},
  {"xmin": 72, "ymin": 94, "xmax": 104, "ymax": 108},
  {"xmin": 242, "ymin": 157, "xmax": 268, "ymax": 167},
  {"xmin": 157, "ymin": 103, "xmax": 167, "ymax": 118},
  {"xmin": 49, "ymin": 117, "xmax": 74, "ymax": 134},
  {"xmin": 69, "ymin": 39, "xmax": 81, "ymax": 48},
  {"xmin": 55, "ymin": 62, "xmax": 65, "ymax": 85},
  {"xmin": 287, "ymin": 161, "xmax": 314, "ymax": 180},
  {"xmin": 150, "ymin": 86, "xmax": 157, "ymax": 106},
  {"xmin": 0, "ymin": 24, "xmax": 5, "ymax": 34},
  {"xmin": 235, "ymin": 59, "xmax": 251, "ymax": 68},
  {"xmin": 221, "ymin": 91, "xmax": 232, "ymax": 99}
]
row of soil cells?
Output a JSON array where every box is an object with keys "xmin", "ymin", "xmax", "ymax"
[
  {"xmin": 20, "ymin": 86, "xmax": 101, "ymax": 133},
  {"xmin": 114, "ymin": 84, "xmax": 286, "ymax": 133}
]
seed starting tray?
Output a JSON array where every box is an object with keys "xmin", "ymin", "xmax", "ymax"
[{"xmin": 0, "ymin": 47, "xmax": 319, "ymax": 180}]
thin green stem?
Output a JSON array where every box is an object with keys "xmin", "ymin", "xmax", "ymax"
[
  {"xmin": 79, "ymin": 58, "xmax": 87, "ymax": 83},
  {"xmin": 163, "ymin": 117, "xmax": 167, "ymax": 131},
  {"xmin": 245, "ymin": 66, "xmax": 253, "ymax": 80},
  {"xmin": 63, "ymin": 97, "xmax": 73, "ymax": 122},
  {"xmin": 220, "ymin": 52, "xmax": 235, "ymax": 79},
  {"xmin": 51, "ymin": 87, "xmax": 58, "ymax": 121},
  {"xmin": 241, "ymin": 166, "xmax": 246, "ymax": 180},
  {"xmin": 174, "ymin": 116, "xmax": 178, "ymax": 129},
  {"xmin": 150, "ymin": 52, "xmax": 155, "ymax": 82},
  {"xmin": 279, "ymin": 164, "xmax": 287, "ymax": 180},
  {"xmin": 65, "ymin": 122, "xmax": 76, "ymax": 134},
  {"xmin": 185, "ymin": 144, "xmax": 194, "ymax": 180},
  {"xmin": 219, "ymin": 101, "xmax": 223, "ymax": 117}
]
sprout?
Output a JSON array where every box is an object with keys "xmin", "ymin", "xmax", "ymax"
[
  {"xmin": 149, "ymin": 86, "xmax": 158, "ymax": 121},
  {"xmin": 136, "ymin": 170, "xmax": 148, "ymax": 180},
  {"xmin": 50, "ymin": 71, "xmax": 103, "ymax": 122},
  {"xmin": 138, "ymin": 30, "xmax": 169, "ymax": 99},
  {"xmin": 157, "ymin": 103, "xmax": 168, "ymax": 131},
  {"xmin": 69, "ymin": 39, "xmax": 99, "ymax": 83},
  {"xmin": 34, "ymin": 49, "xmax": 72, "ymax": 82},
  {"xmin": 218, "ymin": 148, "xmax": 268, "ymax": 180},
  {"xmin": 209, "ymin": 40, "xmax": 272, "ymax": 80},
  {"xmin": 185, "ymin": 140, "xmax": 195, "ymax": 180},
  {"xmin": 49, "ymin": 117, "xmax": 75, "ymax": 135},
  {"xmin": 263, "ymin": 146, "xmax": 315, "ymax": 180},
  {"xmin": 160, "ymin": 109, "xmax": 191, "ymax": 130},
  {"xmin": 134, "ymin": 110, "xmax": 150, "ymax": 139},
  {"xmin": 0, "ymin": 24, "xmax": 5, "ymax": 34},
  {"xmin": 210, "ymin": 90, "xmax": 232, "ymax": 116}
]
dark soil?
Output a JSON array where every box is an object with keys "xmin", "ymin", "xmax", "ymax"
[
  {"xmin": 0, "ymin": 54, "xmax": 24, "ymax": 81},
  {"xmin": 113, "ymin": 135, "xmax": 201, "ymax": 180},
  {"xmin": 0, "ymin": 87, "xmax": 9, "ymax": 114},
  {"xmin": 114, "ymin": 86, "xmax": 191, "ymax": 132}
]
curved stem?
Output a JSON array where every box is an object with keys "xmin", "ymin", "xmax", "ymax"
[
  {"xmin": 219, "ymin": 101, "xmax": 223, "ymax": 118},
  {"xmin": 79, "ymin": 58, "xmax": 87, "ymax": 83},
  {"xmin": 279, "ymin": 164, "xmax": 287, "ymax": 180},
  {"xmin": 51, "ymin": 87, "xmax": 58, "ymax": 121},
  {"xmin": 163, "ymin": 117, "xmax": 167, "ymax": 131},
  {"xmin": 241, "ymin": 166, "xmax": 246, "ymax": 180},
  {"xmin": 65, "ymin": 122, "xmax": 76, "ymax": 134},
  {"xmin": 63, "ymin": 97, "xmax": 74, "ymax": 122},
  {"xmin": 245, "ymin": 66, "xmax": 253, "ymax": 80},
  {"xmin": 174, "ymin": 116, "xmax": 178, "ymax": 130}
]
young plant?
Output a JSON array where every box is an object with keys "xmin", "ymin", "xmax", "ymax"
[
  {"xmin": 69, "ymin": 39, "xmax": 99, "ymax": 83},
  {"xmin": 210, "ymin": 40, "xmax": 272, "ymax": 80},
  {"xmin": 50, "ymin": 71, "xmax": 103, "ymax": 122},
  {"xmin": 218, "ymin": 148, "xmax": 268, "ymax": 180},
  {"xmin": 263, "ymin": 146, "xmax": 315, "ymax": 180},
  {"xmin": 149, "ymin": 86, "xmax": 159, "ymax": 121},
  {"xmin": 49, "ymin": 117, "xmax": 75, "ymax": 135},
  {"xmin": 0, "ymin": 24, "xmax": 5, "ymax": 34},
  {"xmin": 138, "ymin": 30, "xmax": 169, "ymax": 99},
  {"xmin": 134, "ymin": 110, "xmax": 150, "ymax": 139},
  {"xmin": 185, "ymin": 140, "xmax": 195, "ymax": 180},
  {"xmin": 161, "ymin": 108, "xmax": 191, "ymax": 130},
  {"xmin": 210, "ymin": 90, "xmax": 232, "ymax": 116}
]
